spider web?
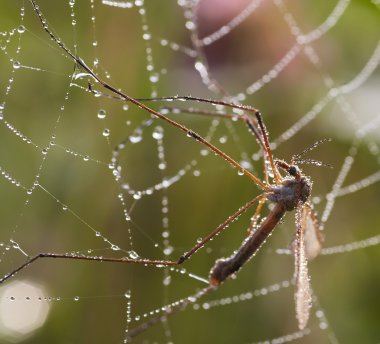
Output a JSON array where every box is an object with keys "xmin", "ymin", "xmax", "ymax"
[{"xmin": 0, "ymin": 0, "xmax": 380, "ymax": 343}]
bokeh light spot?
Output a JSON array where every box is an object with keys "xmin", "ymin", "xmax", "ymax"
[{"xmin": 0, "ymin": 280, "xmax": 50, "ymax": 342}]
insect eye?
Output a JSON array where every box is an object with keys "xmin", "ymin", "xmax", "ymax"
[{"xmin": 288, "ymin": 165, "xmax": 298, "ymax": 176}]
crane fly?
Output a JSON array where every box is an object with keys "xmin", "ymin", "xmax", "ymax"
[
  {"xmin": 205, "ymin": 115, "xmax": 325, "ymax": 331},
  {"xmin": 1, "ymin": 0, "xmax": 326, "ymax": 339}
]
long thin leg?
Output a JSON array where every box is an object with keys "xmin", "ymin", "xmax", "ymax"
[
  {"xmin": 255, "ymin": 112, "xmax": 281, "ymax": 183},
  {"xmin": 0, "ymin": 194, "xmax": 264, "ymax": 284},
  {"xmin": 85, "ymin": 92, "xmax": 261, "ymax": 119},
  {"xmin": 0, "ymin": 253, "xmax": 178, "ymax": 284},
  {"xmin": 128, "ymin": 96, "xmax": 267, "ymax": 151},
  {"xmin": 86, "ymin": 88, "xmax": 268, "ymax": 152},
  {"xmin": 178, "ymin": 193, "xmax": 266, "ymax": 263},
  {"xmin": 30, "ymin": 0, "xmax": 267, "ymax": 191},
  {"xmin": 84, "ymin": 91, "xmax": 268, "ymax": 155},
  {"xmin": 158, "ymin": 105, "xmax": 267, "ymax": 151},
  {"xmin": 85, "ymin": 89, "xmax": 259, "ymax": 119},
  {"xmin": 247, "ymin": 194, "xmax": 267, "ymax": 236},
  {"xmin": 155, "ymin": 106, "xmax": 271, "ymax": 183},
  {"xmin": 87, "ymin": 87, "xmax": 269, "ymax": 158},
  {"xmin": 110, "ymin": 104, "xmax": 270, "ymax": 189},
  {"xmin": 155, "ymin": 106, "xmax": 272, "ymax": 184}
]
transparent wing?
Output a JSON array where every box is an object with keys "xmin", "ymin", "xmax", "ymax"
[
  {"xmin": 304, "ymin": 203, "xmax": 324, "ymax": 260},
  {"xmin": 294, "ymin": 205, "xmax": 312, "ymax": 330}
]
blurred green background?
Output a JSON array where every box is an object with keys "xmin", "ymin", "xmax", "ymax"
[{"xmin": 0, "ymin": 0, "xmax": 380, "ymax": 343}]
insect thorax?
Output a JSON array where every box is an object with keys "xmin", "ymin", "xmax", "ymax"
[{"xmin": 267, "ymin": 176, "xmax": 312, "ymax": 211}]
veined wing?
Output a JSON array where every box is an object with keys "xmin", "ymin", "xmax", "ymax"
[
  {"xmin": 304, "ymin": 203, "xmax": 324, "ymax": 260},
  {"xmin": 294, "ymin": 204, "xmax": 312, "ymax": 330}
]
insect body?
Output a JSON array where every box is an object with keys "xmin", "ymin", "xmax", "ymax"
[
  {"xmin": 209, "ymin": 159, "xmax": 318, "ymax": 330},
  {"xmin": 210, "ymin": 164, "xmax": 312, "ymax": 285}
]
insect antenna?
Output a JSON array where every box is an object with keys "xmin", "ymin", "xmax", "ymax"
[
  {"xmin": 291, "ymin": 138, "xmax": 331, "ymax": 163},
  {"xmin": 293, "ymin": 159, "xmax": 332, "ymax": 168}
]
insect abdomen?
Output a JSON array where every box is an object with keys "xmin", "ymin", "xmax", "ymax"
[{"xmin": 209, "ymin": 203, "xmax": 286, "ymax": 286}]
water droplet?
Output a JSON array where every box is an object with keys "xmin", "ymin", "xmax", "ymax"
[
  {"xmin": 74, "ymin": 72, "xmax": 94, "ymax": 80},
  {"xmin": 163, "ymin": 246, "xmax": 173, "ymax": 256},
  {"xmin": 62, "ymin": 205, "xmax": 68, "ymax": 211},
  {"xmin": 240, "ymin": 160, "xmax": 252, "ymax": 170},
  {"xmin": 124, "ymin": 290, "xmax": 131, "ymax": 299},
  {"xmin": 143, "ymin": 33, "xmax": 151, "ymax": 40},
  {"xmin": 13, "ymin": 61, "xmax": 21, "ymax": 69},
  {"xmin": 111, "ymin": 244, "xmax": 120, "ymax": 251},
  {"xmin": 74, "ymin": 296, "xmax": 80, "ymax": 301},
  {"xmin": 152, "ymin": 126, "xmax": 163, "ymax": 140},
  {"xmin": 163, "ymin": 275, "xmax": 171, "ymax": 286},
  {"xmin": 10, "ymin": 240, "xmax": 19, "ymax": 250},
  {"xmin": 128, "ymin": 250, "xmax": 139, "ymax": 259},
  {"xmin": 97, "ymin": 109, "xmax": 106, "ymax": 119},
  {"xmin": 129, "ymin": 134, "xmax": 142, "ymax": 143},
  {"xmin": 185, "ymin": 20, "xmax": 195, "ymax": 30},
  {"xmin": 219, "ymin": 136, "xmax": 227, "ymax": 144},
  {"xmin": 17, "ymin": 25, "xmax": 25, "ymax": 34},
  {"xmin": 238, "ymin": 169, "xmax": 244, "ymax": 176},
  {"xmin": 102, "ymin": 128, "xmax": 110, "ymax": 137},
  {"xmin": 133, "ymin": 192, "xmax": 141, "ymax": 200},
  {"xmin": 122, "ymin": 104, "xmax": 129, "ymax": 111},
  {"xmin": 252, "ymin": 153, "xmax": 260, "ymax": 161},
  {"xmin": 149, "ymin": 73, "xmax": 159, "ymax": 83}
]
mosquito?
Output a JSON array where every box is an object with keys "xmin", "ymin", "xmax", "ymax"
[{"xmin": 1, "ymin": 0, "xmax": 326, "ymax": 339}]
